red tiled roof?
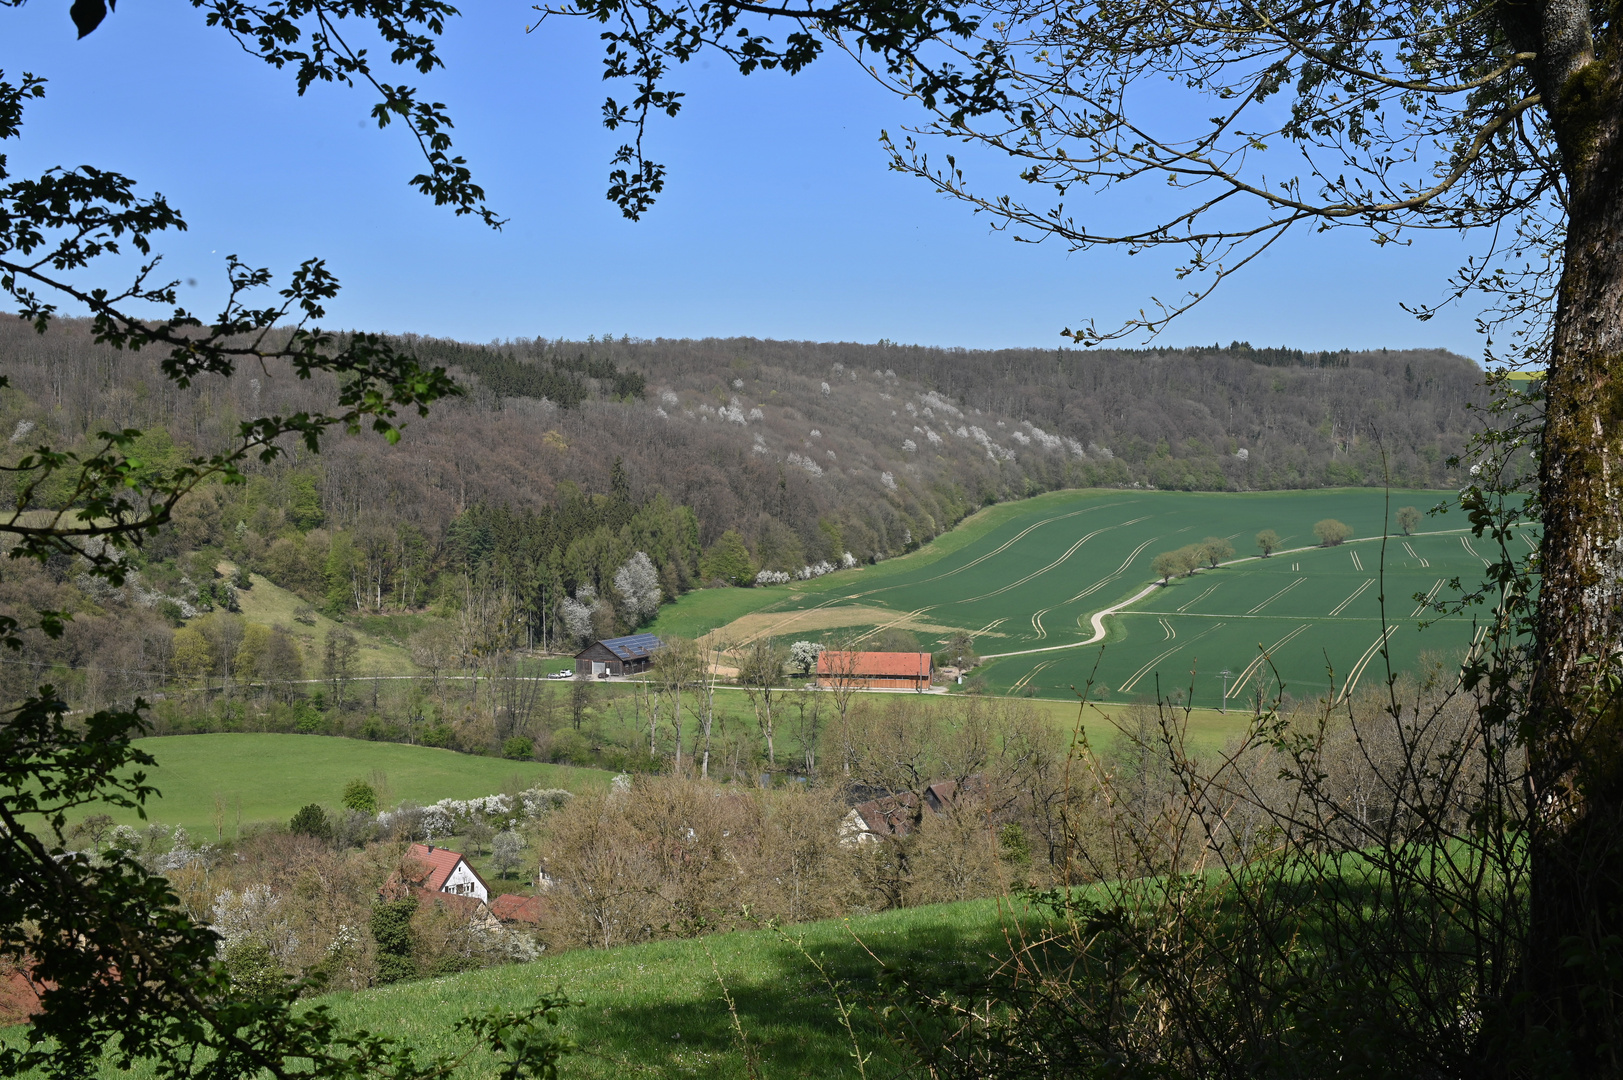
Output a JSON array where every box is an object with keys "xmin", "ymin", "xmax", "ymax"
[
  {"xmin": 404, "ymin": 843, "xmax": 466, "ymax": 892},
  {"xmin": 0, "ymin": 967, "xmax": 46, "ymax": 1024},
  {"xmin": 817, "ymin": 651, "xmax": 933, "ymax": 678},
  {"xmin": 490, "ymin": 893, "xmax": 546, "ymax": 925}
]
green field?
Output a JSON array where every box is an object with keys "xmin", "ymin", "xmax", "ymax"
[
  {"xmin": 54, "ymin": 734, "xmax": 614, "ymax": 839},
  {"xmin": 15, "ymin": 893, "xmax": 1033, "ymax": 1078},
  {"xmin": 678, "ymin": 488, "xmax": 1513, "ymax": 706}
]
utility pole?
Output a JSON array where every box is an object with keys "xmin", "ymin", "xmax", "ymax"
[{"xmin": 1219, "ymin": 669, "xmax": 1233, "ymax": 715}]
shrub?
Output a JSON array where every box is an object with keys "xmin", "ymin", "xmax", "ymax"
[
  {"xmin": 369, "ymin": 896, "xmax": 418, "ymax": 985},
  {"xmin": 502, "ymin": 737, "xmax": 535, "ymax": 761},
  {"xmin": 548, "ymin": 728, "xmax": 592, "ymax": 764},
  {"xmin": 288, "ymin": 803, "xmax": 332, "ymax": 841},
  {"xmin": 420, "ymin": 723, "xmax": 457, "ymax": 749},
  {"xmin": 341, "ymin": 779, "xmax": 377, "ymax": 814}
]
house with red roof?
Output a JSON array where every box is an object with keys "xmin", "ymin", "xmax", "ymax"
[
  {"xmin": 387, "ymin": 843, "xmax": 491, "ymax": 903},
  {"xmin": 816, "ymin": 650, "xmax": 933, "ymax": 691},
  {"xmin": 838, "ymin": 776, "xmax": 986, "ymax": 845}
]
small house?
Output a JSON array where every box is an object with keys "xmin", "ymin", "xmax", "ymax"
[
  {"xmin": 816, "ymin": 650, "xmax": 933, "ymax": 691},
  {"xmin": 574, "ymin": 633, "xmax": 663, "ymax": 677},
  {"xmin": 392, "ymin": 843, "xmax": 491, "ymax": 903},
  {"xmin": 839, "ymin": 777, "xmax": 983, "ymax": 845}
]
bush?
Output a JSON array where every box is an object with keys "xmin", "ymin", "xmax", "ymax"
[
  {"xmin": 369, "ymin": 896, "xmax": 418, "ymax": 985},
  {"xmin": 288, "ymin": 803, "xmax": 332, "ymax": 841},
  {"xmin": 502, "ymin": 737, "xmax": 535, "ymax": 761},
  {"xmin": 341, "ymin": 779, "xmax": 377, "ymax": 814},
  {"xmin": 548, "ymin": 728, "xmax": 591, "ymax": 764},
  {"xmin": 420, "ymin": 723, "xmax": 457, "ymax": 749}
]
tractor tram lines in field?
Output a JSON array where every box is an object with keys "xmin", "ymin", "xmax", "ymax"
[{"xmin": 684, "ymin": 488, "xmax": 1486, "ymax": 703}]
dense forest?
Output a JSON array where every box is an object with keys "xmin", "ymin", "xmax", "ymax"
[{"xmin": 0, "ymin": 318, "xmax": 1487, "ymax": 746}]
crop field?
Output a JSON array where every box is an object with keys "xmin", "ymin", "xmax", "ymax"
[
  {"xmin": 52, "ymin": 734, "xmax": 613, "ymax": 839},
  {"xmin": 687, "ymin": 488, "xmax": 1520, "ymax": 706}
]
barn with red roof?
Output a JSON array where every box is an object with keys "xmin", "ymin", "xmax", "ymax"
[{"xmin": 816, "ymin": 650, "xmax": 933, "ymax": 691}]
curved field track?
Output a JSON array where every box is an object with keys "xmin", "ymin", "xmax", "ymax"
[{"xmin": 658, "ymin": 488, "xmax": 1495, "ymax": 704}]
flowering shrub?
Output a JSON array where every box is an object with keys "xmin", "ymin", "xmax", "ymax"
[
  {"xmin": 755, "ymin": 569, "xmax": 792, "ymax": 585},
  {"xmin": 786, "ymin": 452, "xmax": 824, "ymax": 477}
]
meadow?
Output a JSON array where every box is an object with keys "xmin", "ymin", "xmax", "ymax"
[
  {"xmin": 35, "ymin": 894, "xmax": 1037, "ymax": 1079},
  {"xmin": 668, "ymin": 487, "xmax": 1506, "ymax": 706},
  {"xmin": 55, "ymin": 735, "xmax": 614, "ymax": 840}
]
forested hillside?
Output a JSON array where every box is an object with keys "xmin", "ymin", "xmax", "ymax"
[{"xmin": 0, "ymin": 319, "xmax": 1483, "ymax": 716}]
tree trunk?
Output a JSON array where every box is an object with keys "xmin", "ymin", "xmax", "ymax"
[{"xmin": 1518, "ymin": 41, "xmax": 1623, "ymax": 1072}]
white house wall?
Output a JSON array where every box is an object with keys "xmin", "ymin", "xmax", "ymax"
[{"xmin": 441, "ymin": 861, "xmax": 488, "ymax": 902}]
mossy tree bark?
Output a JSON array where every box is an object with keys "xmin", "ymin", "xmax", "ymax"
[{"xmin": 1505, "ymin": 0, "xmax": 1623, "ymax": 1066}]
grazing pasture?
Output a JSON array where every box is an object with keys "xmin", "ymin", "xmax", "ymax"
[
  {"xmin": 55, "ymin": 734, "xmax": 613, "ymax": 840},
  {"xmin": 683, "ymin": 488, "xmax": 1510, "ymax": 705}
]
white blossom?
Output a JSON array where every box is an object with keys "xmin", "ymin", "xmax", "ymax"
[
  {"xmin": 1235, "ymin": 447, "xmax": 1250, "ymax": 460},
  {"xmin": 660, "ymin": 389, "xmax": 680, "ymax": 407},
  {"xmin": 732, "ymin": 378, "xmax": 744, "ymax": 389},
  {"xmin": 810, "ymin": 429, "xmax": 822, "ymax": 438},
  {"xmin": 613, "ymin": 551, "xmax": 662, "ymax": 622},
  {"xmin": 841, "ymin": 551, "xmax": 859, "ymax": 568},
  {"xmin": 902, "ymin": 439, "xmax": 917, "ymax": 453},
  {"xmin": 925, "ymin": 428, "xmax": 943, "ymax": 446},
  {"xmin": 1011, "ymin": 430, "xmax": 1031, "ymax": 446},
  {"xmin": 9, "ymin": 419, "xmax": 34, "ymax": 444},
  {"xmin": 748, "ymin": 408, "xmax": 764, "ymax": 421},
  {"xmin": 880, "ymin": 471, "xmax": 897, "ymax": 491},
  {"xmin": 654, "ymin": 406, "xmax": 668, "ymax": 418},
  {"xmin": 789, "ymin": 640, "xmax": 825, "ymax": 673},
  {"xmin": 1028, "ymin": 425, "xmax": 1063, "ymax": 451},
  {"xmin": 919, "ymin": 391, "xmax": 962, "ymax": 418},
  {"xmin": 787, "ymin": 452, "xmax": 824, "ymax": 477},
  {"xmin": 561, "ymin": 583, "xmax": 598, "ymax": 643},
  {"xmin": 755, "ymin": 569, "xmax": 792, "ymax": 585},
  {"xmin": 820, "ymin": 382, "xmax": 831, "ymax": 395}
]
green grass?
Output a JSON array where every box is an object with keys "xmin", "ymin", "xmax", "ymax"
[
  {"xmin": 312, "ymin": 895, "xmax": 1036, "ymax": 1079},
  {"xmin": 661, "ymin": 487, "xmax": 1504, "ymax": 707},
  {"xmin": 54, "ymin": 734, "xmax": 615, "ymax": 839},
  {"xmin": 231, "ymin": 571, "xmax": 415, "ymax": 676},
  {"xmin": 17, "ymin": 895, "xmax": 1040, "ymax": 1077}
]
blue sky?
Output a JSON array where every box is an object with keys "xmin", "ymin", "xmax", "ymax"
[{"xmin": 4, "ymin": 2, "xmax": 1486, "ymax": 355}]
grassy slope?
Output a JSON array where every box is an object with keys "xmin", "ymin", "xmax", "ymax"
[
  {"xmin": 58, "ymin": 734, "xmax": 614, "ymax": 839},
  {"xmin": 316, "ymin": 895, "xmax": 1035, "ymax": 1080},
  {"xmin": 231, "ymin": 571, "xmax": 415, "ymax": 676}
]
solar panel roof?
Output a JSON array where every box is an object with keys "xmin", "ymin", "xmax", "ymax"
[{"xmin": 600, "ymin": 633, "xmax": 663, "ymax": 660}]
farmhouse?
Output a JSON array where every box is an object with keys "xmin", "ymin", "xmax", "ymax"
[
  {"xmin": 574, "ymin": 633, "xmax": 663, "ymax": 676},
  {"xmin": 816, "ymin": 650, "xmax": 933, "ymax": 691},
  {"xmin": 389, "ymin": 843, "xmax": 491, "ymax": 903},
  {"xmin": 838, "ymin": 777, "xmax": 983, "ymax": 845}
]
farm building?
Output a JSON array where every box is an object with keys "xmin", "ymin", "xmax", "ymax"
[
  {"xmin": 388, "ymin": 843, "xmax": 491, "ymax": 903},
  {"xmin": 490, "ymin": 893, "xmax": 546, "ymax": 926},
  {"xmin": 380, "ymin": 843, "xmax": 500, "ymax": 928},
  {"xmin": 816, "ymin": 650, "xmax": 933, "ymax": 691},
  {"xmin": 839, "ymin": 777, "xmax": 984, "ymax": 845},
  {"xmin": 574, "ymin": 633, "xmax": 663, "ymax": 676}
]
